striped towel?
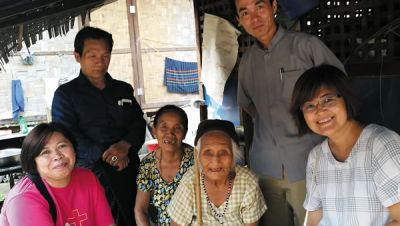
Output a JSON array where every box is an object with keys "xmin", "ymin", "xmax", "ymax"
[{"xmin": 164, "ymin": 57, "xmax": 199, "ymax": 93}]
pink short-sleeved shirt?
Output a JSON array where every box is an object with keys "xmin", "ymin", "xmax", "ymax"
[{"xmin": 0, "ymin": 167, "xmax": 114, "ymax": 226}]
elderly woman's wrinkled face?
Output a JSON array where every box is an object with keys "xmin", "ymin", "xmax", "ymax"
[
  {"xmin": 199, "ymin": 131, "xmax": 233, "ymax": 182},
  {"xmin": 153, "ymin": 112, "xmax": 186, "ymax": 152},
  {"xmin": 35, "ymin": 132, "xmax": 76, "ymax": 188}
]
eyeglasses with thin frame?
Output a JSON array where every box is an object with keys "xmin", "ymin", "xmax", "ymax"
[{"xmin": 301, "ymin": 94, "xmax": 342, "ymax": 113}]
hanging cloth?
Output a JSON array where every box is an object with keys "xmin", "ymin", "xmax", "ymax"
[
  {"xmin": 11, "ymin": 79, "xmax": 24, "ymax": 120},
  {"xmin": 164, "ymin": 57, "xmax": 199, "ymax": 93}
]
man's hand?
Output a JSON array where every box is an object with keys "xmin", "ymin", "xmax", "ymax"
[{"xmin": 102, "ymin": 140, "xmax": 132, "ymax": 171}]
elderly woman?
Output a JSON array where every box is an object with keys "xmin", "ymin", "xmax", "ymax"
[
  {"xmin": 0, "ymin": 122, "xmax": 115, "ymax": 226},
  {"xmin": 167, "ymin": 119, "xmax": 267, "ymax": 226},
  {"xmin": 135, "ymin": 105, "xmax": 194, "ymax": 225},
  {"xmin": 290, "ymin": 65, "xmax": 400, "ymax": 226}
]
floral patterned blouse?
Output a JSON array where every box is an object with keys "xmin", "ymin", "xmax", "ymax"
[{"xmin": 137, "ymin": 143, "xmax": 194, "ymax": 225}]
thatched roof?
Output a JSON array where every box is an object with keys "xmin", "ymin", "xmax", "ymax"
[{"xmin": 0, "ymin": 0, "xmax": 116, "ymax": 64}]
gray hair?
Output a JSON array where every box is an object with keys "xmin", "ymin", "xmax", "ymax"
[{"xmin": 196, "ymin": 137, "xmax": 244, "ymax": 172}]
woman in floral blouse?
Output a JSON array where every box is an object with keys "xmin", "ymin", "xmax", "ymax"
[{"xmin": 135, "ymin": 105, "xmax": 194, "ymax": 225}]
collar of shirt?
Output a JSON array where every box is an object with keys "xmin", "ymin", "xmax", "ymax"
[
  {"xmin": 254, "ymin": 25, "xmax": 286, "ymax": 53},
  {"xmin": 77, "ymin": 71, "xmax": 114, "ymax": 90}
]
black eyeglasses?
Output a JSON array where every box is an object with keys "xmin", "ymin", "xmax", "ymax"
[{"xmin": 301, "ymin": 94, "xmax": 342, "ymax": 113}]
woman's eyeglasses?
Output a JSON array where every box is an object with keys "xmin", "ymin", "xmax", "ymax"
[{"xmin": 301, "ymin": 94, "xmax": 342, "ymax": 113}]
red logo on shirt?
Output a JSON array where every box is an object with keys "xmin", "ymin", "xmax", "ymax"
[{"xmin": 67, "ymin": 209, "xmax": 88, "ymax": 226}]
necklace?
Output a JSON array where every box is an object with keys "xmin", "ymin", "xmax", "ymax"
[
  {"xmin": 201, "ymin": 173, "xmax": 233, "ymax": 225},
  {"xmin": 156, "ymin": 148, "xmax": 182, "ymax": 183}
]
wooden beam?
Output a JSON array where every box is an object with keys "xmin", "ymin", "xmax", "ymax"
[{"xmin": 126, "ymin": 0, "xmax": 145, "ymax": 106}]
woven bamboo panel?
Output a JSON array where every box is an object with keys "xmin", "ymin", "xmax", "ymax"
[
  {"xmin": 301, "ymin": 0, "xmax": 400, "ymax": 65},
  {"xmin": 195, "ymin": 0, "xmax": 255, "ymax": 60},
  {"xmin": 195, "ymin": 0, "xmax": 400, "ymax": 75},
  {"xmin": 196, "ymin": 0, "xmax": 234, "ymax": 24}
]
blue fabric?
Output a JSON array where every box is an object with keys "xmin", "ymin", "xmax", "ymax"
[
  {"xmin": 202, "ymin": 84, "xmax": 240, "ymax": 126},
  {"xmin": 278, "ymin": 0, "xmax": 319, "ymax": 20},
  {"xmin": 11, "ymin": 80, "xmax": 24, "ymax": 120},
  {"xmin": 164, "ymin": 57, "xmax": 199, "ymax": 93}
]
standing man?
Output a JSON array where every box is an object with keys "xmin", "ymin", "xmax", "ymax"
[
  {"xmin": 233, "ymin": 0, "xmax": 345, "ymax": 225},
  {"xmin": 52, "ymin": 26, "xmax": 146, "ymax": 226}
]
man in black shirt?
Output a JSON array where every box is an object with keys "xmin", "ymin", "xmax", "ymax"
[{"xmin": 52, "ymin": 26, "xmax": 146, "ymax": 226}]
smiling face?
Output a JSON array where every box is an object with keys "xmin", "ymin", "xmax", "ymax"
[
  {"xmin": 35, "ymin": 132, "xmax": 76, "ymax": 188},
  {"xmin": 153, "ymin": 112, "xmax": 186, "ymax": 152},
  {"xmin": 199, "ymin": 131, "xmax": 233, "ymax": 183},
  {"xmin": 74, "ymin": 38, "xmax": 111, "ymax": 84},
  {"xmin": 302, "ymin": 86, "xmax": 350, "ymax": 138},
  {"xmin": 236, "ymin": 0, "xmax": 277, "ymax": 44}
]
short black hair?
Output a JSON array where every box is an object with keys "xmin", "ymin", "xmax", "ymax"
[
  {"xmin": 230, "ymin": 0, "xmax": 275, "ymax": 17},
  {"xmin": 21, "ymin": 122, "xmax": 76, "ymax": 174},
  {"xmin": 74, "ymin": 26, "xmax": 114, "ymax": 55},
  {"xmin": 153, "ymin": 105, "xmax": 189, "ymax": 134},
  {"xmin": 290, "ymin": 65, "xmax": 361, "ymax": 136}
]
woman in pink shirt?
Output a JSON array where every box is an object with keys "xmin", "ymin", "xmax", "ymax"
[{"xmin": 0, "ymin": 122, "xmax": 115, "ymax": 226}]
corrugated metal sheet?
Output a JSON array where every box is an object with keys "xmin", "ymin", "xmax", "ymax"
[{"xmin": 0, "ymin": 0, "xmax": 116, "ymax": 64}]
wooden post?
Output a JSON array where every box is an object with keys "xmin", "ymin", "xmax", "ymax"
[
  {"xmin": 18, "ymin": 24, "xmax": 23, "ymax": 51},
  {"xmin": 194, "ymin": 147, "xmax": 202, "ymax": 226}
]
